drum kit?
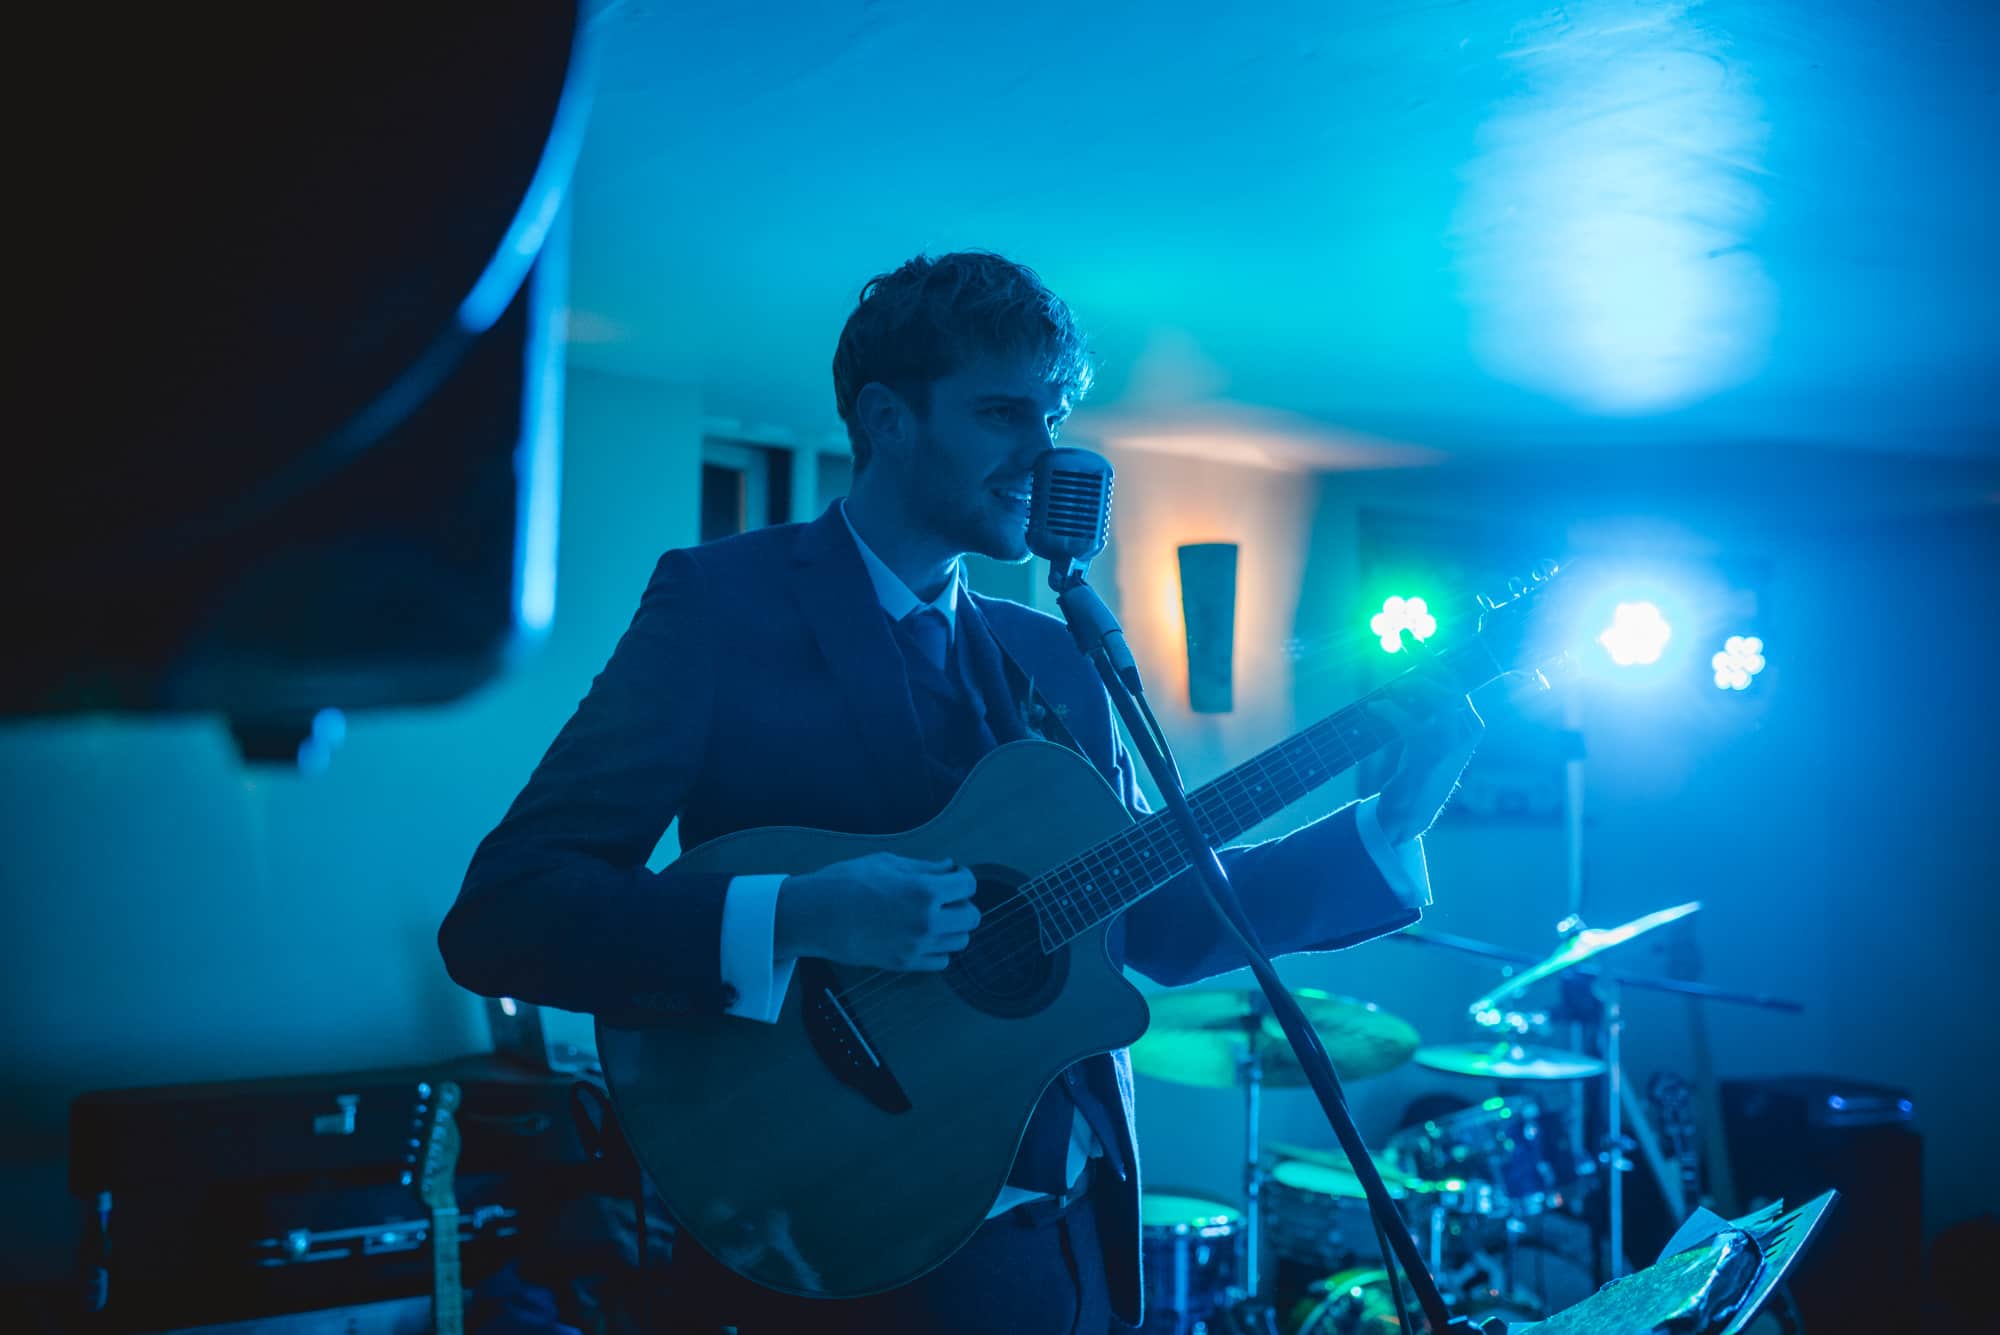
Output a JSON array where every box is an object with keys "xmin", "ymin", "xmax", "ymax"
[{"xmin": 1126, "ymin": 898, "xmax": 1786, "ymax": 1334}]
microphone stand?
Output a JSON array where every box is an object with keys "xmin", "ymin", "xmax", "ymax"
[{"xmin": 1047, "ymin": 564, "xmax": 1480, "ymax": 1334}]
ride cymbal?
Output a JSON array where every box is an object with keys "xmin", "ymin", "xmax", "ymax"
[
  {"xmin": 1131, "ymin": 987, "xmax": 1420, "ymax": 1087},
  {"xmin": 1413, "ymin": 1041, "xmax": 1607, "ymax": 1080}
]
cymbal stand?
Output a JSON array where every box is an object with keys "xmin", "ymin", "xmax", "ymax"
[
  {"xmin": 1237, "ymin": 999, "xmax": 1267, "ymax": 1302},
  {"xmin": 1604, "ymin": 978, "xmax": 1625, "ymax": 1279},
  {"xmin": 1555, "ymin": 970, "xmax": 1631, "ymax": 1283}
]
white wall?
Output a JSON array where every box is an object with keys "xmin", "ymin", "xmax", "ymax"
[{"xmin": 0, "ymin": 367, "xmax": 706, "ymax": 1283}]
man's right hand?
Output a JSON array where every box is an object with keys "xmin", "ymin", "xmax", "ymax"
[{"xmin": 773, "ymin": 853, "xmax": 981, "ymax": 972}]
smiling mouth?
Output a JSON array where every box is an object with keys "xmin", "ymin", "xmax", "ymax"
[{"xmin": 989, "ymin": 485, "xmax": 1033, "ymax": 511}]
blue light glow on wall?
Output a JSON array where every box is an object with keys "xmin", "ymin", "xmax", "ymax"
[{"xmin": 1453, "ymin": 2, "xmax": 1775, "ymax": 414}]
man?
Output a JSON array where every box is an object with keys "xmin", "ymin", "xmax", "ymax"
[{"xmin": 439, "ymin": 251, "xmax": 1481, "ymax": 1332}]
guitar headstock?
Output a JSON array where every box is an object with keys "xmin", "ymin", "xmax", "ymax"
[
  {"xmin": 1468, "ymin": 559, "xmax": 1567, "ymax": 684},
  {"xmin": 409, "ymin": 1080, "xmax": 462, "ymax": 1211}
]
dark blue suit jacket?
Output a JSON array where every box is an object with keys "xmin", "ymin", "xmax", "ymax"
[{"xmin": 440, "ymin": 503, "xmax": 1421, "ymax": 1323}]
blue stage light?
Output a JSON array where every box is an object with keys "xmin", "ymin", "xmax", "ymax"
[
  {"xmin": 1597, "ymin": 601, "xmax": 1672, "ymax": 666},
  {"xmin": 1370, "ymin": 595, "xmax": 1438, "ymax": 654},
  {"xmin": 1711, "ymin": 635, "xmax": 1766, "ymax": 690}
]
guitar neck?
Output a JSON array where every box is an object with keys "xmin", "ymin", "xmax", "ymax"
[
  {"xmin": 1031, "ymin": 635, "xmax": 1503, "ymax": 946},
  {"xmin": 432, "ymin": 1205, "xmax": 462, "ymax": 1335}
]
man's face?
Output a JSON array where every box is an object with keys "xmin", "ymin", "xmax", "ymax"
[{"xmin": 896, "ymin": 354, "xmax": 1073, "ymax": 563}]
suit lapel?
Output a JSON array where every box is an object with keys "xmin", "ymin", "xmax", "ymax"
[
  {"xmin": 971, "ymin": 592, "xmax": 1105, "ymax": 772},
  {"xmin": 953, "ymin": 598, "xmax": 1034, "ymax": 746},
  {"xmin": 788, "ymin": 507, "xmax": 930, "ymax": 826}
]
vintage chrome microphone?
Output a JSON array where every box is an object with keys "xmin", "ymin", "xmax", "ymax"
[
  {"xmin": 1025, "ymin": 447, "xmax": 1113, "ymax": 578},
  {"xmin": 1025, "ymin": 448, "xmax": 1141, "ymax": 692}
]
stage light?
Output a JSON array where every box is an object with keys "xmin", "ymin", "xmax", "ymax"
[
  {"xmin": 1597, "ymin": 601, "xmax": 1671, "ymax": 666},
  {"xmin": 1370, "ymin": 595, "xmax": 1437, "ymax": 654},
  {"xmin": 1711, "ymin": 635, "xmax": 1766, "ymax": 690}
]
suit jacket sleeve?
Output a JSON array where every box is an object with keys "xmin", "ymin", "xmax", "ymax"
[
  {"xmin": 438, "ymin": 549, "xmax": 738, "ymax": 1020},
  {"xmin": 1107, "ymin": 714, "xmax": 1421, "ymax": 989}
]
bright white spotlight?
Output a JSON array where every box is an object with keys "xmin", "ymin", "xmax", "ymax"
[
  {"xmin": 1370, "ymin": 595, "xmax": 1437, "ymax": 654},
  {"xmin": 1598, "ymin": 601, "xmax": 1672, "ymax": 666},
  {"xmin": 1711, "ymin": 635, "xmax": 1766, "ymax": 690}
]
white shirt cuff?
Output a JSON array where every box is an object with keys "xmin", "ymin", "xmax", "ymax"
[
  {"xmin": 720, "ymin": 874, "xmax": 798, "ymax": 1023},
  {"xmin": 1354, "ymin": 793, "xmax": 1433, "ymax": 910}
]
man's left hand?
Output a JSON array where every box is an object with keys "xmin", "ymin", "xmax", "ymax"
[{"xmin": 1370, "ymin": 679, "xmax": 1486, "ymax": 846}]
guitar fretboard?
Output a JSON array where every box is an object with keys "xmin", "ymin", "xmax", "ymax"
[{"xmin": 1027, "ymin": 637, "xmax": 1497, "ymax": 949}]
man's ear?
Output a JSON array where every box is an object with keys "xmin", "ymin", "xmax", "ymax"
[{"xmin": 854, "ymin": 381, "xmax": 915, "ymax": 467}]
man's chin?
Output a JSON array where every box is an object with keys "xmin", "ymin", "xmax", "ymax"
[{"xmin": 976, "ymin": 524, "xmax": 1033, "ymax": 565}]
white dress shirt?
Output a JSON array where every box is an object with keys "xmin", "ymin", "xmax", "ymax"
[{"xmin": 716, "ymin": 501, "xmax": 1431, "ymax": 1217}]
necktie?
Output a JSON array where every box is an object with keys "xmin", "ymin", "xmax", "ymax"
[{"xmin": 901, "ymin": 605, "xmax": 949, "ymax": 673}]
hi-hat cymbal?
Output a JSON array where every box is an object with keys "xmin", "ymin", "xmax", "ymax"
[
  {"xmin": 1467, "ymin": 901, "xmax": 1702, "ymax": 1017},
  {"xmin": 1131, "ymin": 988, "xmax": 1420, "ymax": 1088},
  {"xmin": 1414, "ymin": 1041, "xmax": 1607, "ymax": 1080},
  {"xmin": 1267, "ymin": 1142, "xmax": 1425, "ymax": 1198}
]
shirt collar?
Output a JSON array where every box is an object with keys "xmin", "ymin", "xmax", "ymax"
[{"xmin": 837, "ymin": 499, "xmax": 960, "ymax": 632}]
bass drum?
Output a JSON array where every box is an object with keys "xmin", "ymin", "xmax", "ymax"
[
  {"xmin": 1139, "ymin": 1191, "xmax": 1242, "ymax": 1335},
  {"xmin": 1282, "ymin": 1244, "xmax": 1594, "ymax": 1333}
]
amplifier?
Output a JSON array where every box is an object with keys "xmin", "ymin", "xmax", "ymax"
[
  {"xmin": 70, "ymin": 1054, "xmax": 594, "ymax": 1332},
  {"xmin": 1720, "ymin": 1075, "xmax": 1921, "ymax": 1335}
]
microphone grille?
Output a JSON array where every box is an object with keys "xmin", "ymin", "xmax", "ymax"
[{"xmin": 1041, "ymin": 466, "xmax": 1111, "ymax": 542}]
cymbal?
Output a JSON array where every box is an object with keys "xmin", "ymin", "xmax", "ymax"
[
  {"xmin": 1131, "ymin": 988, "xmax": 1420, "ymax": 1088},
  {"xmin": 1414, "ymin": 1041, "xmax": 1608, "ymax": 1080},
  {"xmin": 1267, "ymin": 1142, "xmax": 1425, "ymax": 1199},
  {"xmin": 1467, "ymin": 901, "xmax": 1702, "ymax": 1017}
]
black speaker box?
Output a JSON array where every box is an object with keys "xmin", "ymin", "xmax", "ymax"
[{"xmin": 1720, "ymin": 1075, "xmax": 1921, "ymax": 1335}]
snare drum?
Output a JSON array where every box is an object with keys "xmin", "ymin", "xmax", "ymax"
[
  {"xmin": 1385, "ymin": 1096, "xmax": 1588, "ymax": 1217},
  {"xmin": 1139, "ymin": 1192, "xmax": 1241, "ymax": 1335},
  {"xmin": 1261, "ymin": 1157, "xmax": 1404, "ymax": 1273}
]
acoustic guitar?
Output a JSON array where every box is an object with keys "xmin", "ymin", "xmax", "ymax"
[{"xmin": 597, "ymin": 569, "xmax": 1562, "ymax": 1299}]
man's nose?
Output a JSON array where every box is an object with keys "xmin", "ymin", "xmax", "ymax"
[{"xmin": 1015, "ymin": 441, "xmax": 1057, "ymax": 473}]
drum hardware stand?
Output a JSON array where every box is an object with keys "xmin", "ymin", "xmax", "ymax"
[
  {"xmin": 1236, "ymin": 1002, "xmax": 1268, "ymax": 1304},
  {"xmin": 1551, "ymin": 969, "xmax": 1632, "ymax": 1281},
  {"xmin": 1048, "ymin": 561, "xmax": 1479, "ymax": 1334}
]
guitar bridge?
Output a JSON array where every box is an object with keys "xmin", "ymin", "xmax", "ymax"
[{"xmin": 799, "ymin": 961, "xmax": 912, "ymax": 1114}]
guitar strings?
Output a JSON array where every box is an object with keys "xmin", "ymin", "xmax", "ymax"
[
  {"xmin": 822, "ymin": 622, "xmax": 1511, "ymax": 1030},
  {"xmin": 826, "ymin": 634, "xmax": 1447, "ymax": 1021},
  {"xmin": 827, "ymin": 732, "xmax": 1324, "ymax": 1021},
  {"xmin": 827, "ymin": 723, "xmax": 1372, "ymax": 1037},
  {"xmin": 828, "ymin": 712, "xmax": 1381, "ymax": 1028}
]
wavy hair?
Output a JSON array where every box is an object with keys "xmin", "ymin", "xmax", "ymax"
[{"xmin": 831, "ymin": 250, "xmax": 1094, "ymax": 470}]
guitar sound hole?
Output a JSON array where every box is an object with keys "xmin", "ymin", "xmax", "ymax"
[{"xmin": 943, "ymin": 868, "xmax": 1067, "ymax": 1019}]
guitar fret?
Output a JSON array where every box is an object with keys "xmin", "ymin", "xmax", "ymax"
[{"xmin": 1028, "ymin": 639, "xmax": 1504, "ymax": 952}]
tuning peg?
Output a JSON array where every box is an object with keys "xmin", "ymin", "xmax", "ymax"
[
  {"xmin": 1507, "ymin": 576, "xmax": 1527, "ymax": 599},
  {"xmin": 1533, "ymin": 559, "xmax": 1559, "ymax": 581}
]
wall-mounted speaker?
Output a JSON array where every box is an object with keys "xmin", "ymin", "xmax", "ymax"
[{"xmin": 1177, "ymin": 543, "xmax": 1238, "ymax": 713}]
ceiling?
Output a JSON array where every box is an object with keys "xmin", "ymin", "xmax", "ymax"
[{"xmin": 562, "ymin": 0, "xmax": 1997, "ymax": 468}]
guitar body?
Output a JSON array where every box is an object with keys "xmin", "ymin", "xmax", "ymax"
[{"xmin": 596, "ymin": 740, "xmax": 1153, "ymax": 1300}]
